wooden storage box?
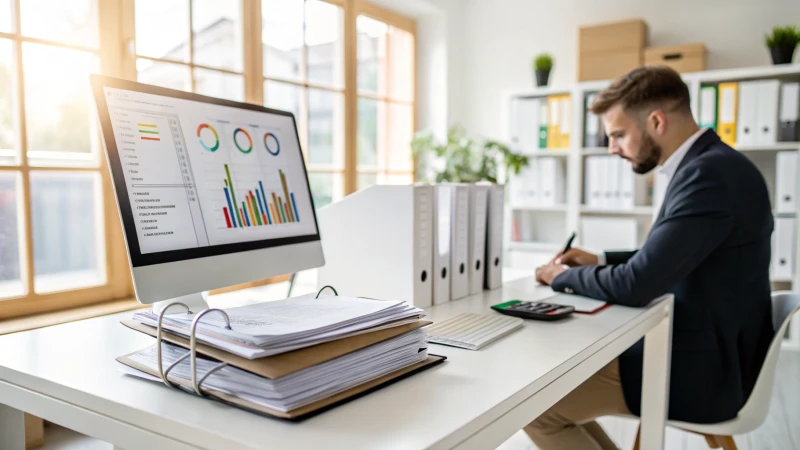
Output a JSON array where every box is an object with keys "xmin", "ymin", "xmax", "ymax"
[
  {"xmin": 578, "ymin": 19, "xmax": 648, "ymax": 81},
  {"xmin": 644, "ymin": 43, "xmax": 707, "ymax": 73}
]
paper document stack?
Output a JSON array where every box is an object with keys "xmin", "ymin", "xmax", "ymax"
[{"xmin": 118, "ymin": 294, "xmax": 446, "ymax": 420}]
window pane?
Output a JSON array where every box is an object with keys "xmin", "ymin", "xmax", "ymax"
[
  {"xmin": 388, "ymin": 102, "xmax": 413, "ymax": 172},
  {"xmin": 358, "ymin": 97, "xmax": 386, "ymax": 169},
  {"xmin": 262, "ymin": 0, "xmax": 302, "ymax": 82},
  {"xmin": 194, "ymin": 68, "xmax": 243, "ymax": 102},
  {"xmin": 264, "ymin": 80, "xmax": 301, "ymax": 119},
  {"xmin": 31, "ymin": 171, "xmax": 105, "ymax": 293},
  {"xmin": 0, "ymin": 0, "xmax": 11, "ymax": 32},
  {"xmin": 0, "ymin": 39, "xmax": 16, "ymax": 165},
  {"xmin": 308, "ymin": 88, "xmax": 343, "ymax": 167},
  {"xmin": 357, "ymin": 173, "xmax": 376, "ymax": 191},
  {"xmin": 0, "ymin": 173, "xmax": 24, "ymax": 298},
  {"xmin": 389, "ymin": 27, "xmax": 414, "ymax": 101},
  {"xmin": 137, "ymin": 59, "xmax": 191, "ymax": 92},
  {"xmin": 305, "ymin": 0, "xmax": 343, "ymax": 88},
  {"xmin": 380, "ymin": 173, "xmax": 413, "ymax": 185},
  {"xmin": 192, "ymin": 0, "xmax": 243, "ymax": 72},
  {"xmin": 21, "ymin": 0, "xmax": 98, "ymax": 48},
  {"xmin": 357, "ymin": 15, "xmax": 387, "ymax": 95},
  {"xmin": 308, "ymin": 172, "xmax": 342, "ymax": 209},
  {"xmin": 23, "ymin": 44, "xmax": 97, "ymax": 163},
  {"xmin": 135, "ymin": 0, "xmax": 189, "ymax": 62}
]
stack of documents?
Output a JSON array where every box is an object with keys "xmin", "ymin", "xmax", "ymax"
[
  {"xmin": 131, "ymin": 293, "xmax": 425, "ymax": 358},
  {"xmin": 118, "ymin": 294, "xmax": 445, "ymax": 419}
]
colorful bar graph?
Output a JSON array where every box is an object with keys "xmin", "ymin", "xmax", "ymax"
[
  {"xmin": 220, "ymin": 166, "xmax": 300, "ymax": 227},
  {"xmin": 223, "ymin": 207, "xmax": 232, "ymax": 228}
]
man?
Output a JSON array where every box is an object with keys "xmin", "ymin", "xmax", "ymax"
[{"xmin": 527, "ymin": 66, "xmax": 775, "ymax": 450}]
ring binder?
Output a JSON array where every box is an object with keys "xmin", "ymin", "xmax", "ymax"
[
  {"xmin": 316, "ymin": 285, "xmax": 339, "ymax": 298},
  {"xmin": 156, "ymin": 302, "xmax": 192, "ymax": 389},
  {"xmin": 189, "ymin": 308, "xmax": 232, "ymax": 396}
]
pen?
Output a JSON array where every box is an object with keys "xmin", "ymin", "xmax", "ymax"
[{"xmin": 562, "ymin": 232, "xmax": 576, "ymax": 255}]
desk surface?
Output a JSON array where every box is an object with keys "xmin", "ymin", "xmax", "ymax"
[{"xmin": 0, "ymin": 278, "xmax": 668, "ymax": 450}]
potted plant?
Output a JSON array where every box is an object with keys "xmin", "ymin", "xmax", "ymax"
[
  {"xmin": 411, "ymin": 125, "xmax": 529, "ymax": 184},
  {"xmin": 765, "ymin": 25, "xmax": 800, "ymax": 65},
  {"xmin": 533, "ymin": 53, "xmax": 553, "ymax": 87}
]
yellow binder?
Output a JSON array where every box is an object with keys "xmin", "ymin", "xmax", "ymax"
[
  {"xmin": 717, "ymin": 83, "xmax": 738, "ymax": 147},
  {"xmin": 559, "ymin": 94, "xmax": 572, "ymax": 149},
  {"xmin": 546, "ymin": 95, "xmax": 561, "ymax": 148}
]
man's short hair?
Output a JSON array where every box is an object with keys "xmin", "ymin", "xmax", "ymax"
[{"xmin": 589, "ymin": 66, "xmax": 692, "ymax": 118}]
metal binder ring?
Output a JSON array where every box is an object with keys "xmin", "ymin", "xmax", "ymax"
[
  {"xmin": 189, "ymin": 308, "xmax": 232, "ymax": 396},
  {"xmin": 156, "ymin": 302, "xmax": 192, "ymax": 389},
  {"xmin": 316, "ymin": 285, "xmax": 338, "ymax": 298}
]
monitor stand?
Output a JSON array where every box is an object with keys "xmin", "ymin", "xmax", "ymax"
[{"xmin": 151, "ymin": 291, "xmax": 210, "ymax": 315}]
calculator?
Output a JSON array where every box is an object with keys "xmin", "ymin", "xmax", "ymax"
[{"xmin": 491, "ymin": 300, "xmax": 574, "ymax": 321}]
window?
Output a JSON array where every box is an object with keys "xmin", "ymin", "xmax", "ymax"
[{"xmin": 0, "ymin": 0, "xmax": 416, "ymax": 319}]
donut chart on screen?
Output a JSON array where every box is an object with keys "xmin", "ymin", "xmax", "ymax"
[
  {"xmin": 264, "ymin": 132, "xmax": 280, "ymax": 156},
  {"xmin": 197, "ymin": 123, "xmax": 219, "ymax": 152},
  {"xmin": 234, "ymin": 128, "xmax": 253, "ymax": 154}
]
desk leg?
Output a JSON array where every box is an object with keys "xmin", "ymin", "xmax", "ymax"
[
  {"xmin": 0, "ymin": 403, "xmax": 25, "ymax": 450},
  {"xmin": 639, "ymin": 307, "xmax": 673, "ymax": 450}
]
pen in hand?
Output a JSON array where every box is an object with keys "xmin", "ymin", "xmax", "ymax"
[{"xmin": 554, "ymin": 232, "xmax": 576, "ymax": 265}]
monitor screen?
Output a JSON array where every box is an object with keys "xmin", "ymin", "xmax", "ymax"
[{"xmin": 93, "ymin": 78, "xmax": 320, "ymax": 268}]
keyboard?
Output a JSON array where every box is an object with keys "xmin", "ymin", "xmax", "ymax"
[{"xmin": 424, "ymin": 313, "xmax": 524, "ymax": 350}]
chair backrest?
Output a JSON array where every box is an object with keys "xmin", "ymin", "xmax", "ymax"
[{"xmin": 734, "ymin": 291, "xmax": 800, "ymax": 432}]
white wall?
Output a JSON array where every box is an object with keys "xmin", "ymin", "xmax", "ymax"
[{"xmin": 457, "ymin": 0, "xmax": 800, "ymax": 142}]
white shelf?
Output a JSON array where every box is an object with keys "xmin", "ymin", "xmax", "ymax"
[
  {"xmin": 511, "ymin": 204, "xmax": 568, "ymax": 212},
  {"xmin": 580, "ymin": 205, "xmax": 654, "ymax": 216},
  {"xmin": 689, "ymin": 63, "xmax": 800, "ymax": 84},
  {"xmin": 519, "ymin": 149, "xmax": 571, "ymax": 157},
  {"xmin": 508, "ymin": 241, "xmax": 562, "ymax": 252},
  {"xmin": 774, "ymin": 210, "xmax": 797, "ymax": 217},
  {"xmin": 736, "ymin": 143, "xmax": 800, "ymax": 152},
  {"xmin": 506, "ymin": 86, "xmax": 572, "ymax": 99},
  {"xmin": 581, "ymin": 147, "xmax": 610, "ymax": 155}
]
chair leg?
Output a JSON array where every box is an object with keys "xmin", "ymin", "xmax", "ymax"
[
  {"xmin": 704, "ymin": 434, "xmax": 721, "ymax": 448},
  {"xmin": 632, "ymin": 425, "xmax": 640, "ymax": 450},
  {"xmin": 714, "ymin": 435, "xmax": 738, "ymax": 450}
]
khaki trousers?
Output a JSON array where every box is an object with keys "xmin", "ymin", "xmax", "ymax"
[{"xmin": 524, "ymin": 359, "xmax": 631, "ymax": 450}]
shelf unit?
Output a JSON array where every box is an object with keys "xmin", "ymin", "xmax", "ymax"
[{"xmin": 503, "ymin": 63, "xmax": 800, "ymax": 350}]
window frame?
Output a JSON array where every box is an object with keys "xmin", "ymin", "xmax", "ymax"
[{"xmin": 0, "ymin": 0, "xmax": 416, "ymax": 320}]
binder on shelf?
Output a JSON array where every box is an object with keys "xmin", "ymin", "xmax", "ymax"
[
  {"xmin": 538, "ymin": 157, "xmax": 565, "ymax": 206},
  {"xmin": 559, "ymin": 94, "xmax": 572, "ymax": 149},
  {"xmin": 584, "ymin": 93, "xmax": 605, "ymax": 147},
  {"xmin": 699, "ymin": 85, "xmax": 717, "ymax": 131},
  {"xmin": 600, "ymin": 156, "xmax": 613, "ymax": 209},
  {"xmin": 776, "ymin": 151, "xmax": 798, "ymax": 213},
  {"xmin": 718, "ymin": 82, "xmax": 738, "ymax": 147},
  {"xmin": 450, "ymin": 184, "xmax": 470, "ymax": 300},
  {"xmin": 468, "ymin": 184, "xmax": 489, "ymax": 295},
  {"xmin": 118, "ymin": 301, "xmax": 444, "ymax": 421},
  {"xmin": 757, "ymin": 80, "xmax": 780, "ymax": 146},
  {"xmin": 509, "ymin": 162, "xmax": 537, "ymax": 207},
  {"xmin": 620, "ymin": 159, "xmax": 649, "ymax": 209},
  {"xmin": 508, "ymin": 98, "xmax": 521, "ymax": 153},
  {"xmin": 585, "ymin": 156, "xmax": 602, "ymax": 208},
  {"xmin": 316, "ymin": 185, "xmax": 434, "ymax": 308},
  {"xmin": 538, "ymin": 101, "xmax": 549, "ymax": 149},
  {"xmin": 779, "ymin": 82, "xmax": 800, "ymax": 142},
  {"xmin": 484, "ymin": 183, "xmax": 505, "ymax": 290},
  {"xmin": 608, "ymin": 156, "xmax": 621, "ymax": 209},
  {"xmin": 433, "ymin": 184, "xmax": 453, "ymax": 304},
  {"xmin": 546, "ymin": 96, "xmax": 561, "ymax": 148},
  {"xmin": 772, "ymin": 217, "xmax": 796, "ymax": 281},
  {"xmin": 736, "ymin": 81, "xmax": 759, "ymax": 147},
  {"xmin": 518, "ymin": 98, "xmax": 541, "ymax": 152}
]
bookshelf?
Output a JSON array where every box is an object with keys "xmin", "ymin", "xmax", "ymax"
[{"xmin": 503, "ymin": 63, "xmax": 800, "ymax": 350}]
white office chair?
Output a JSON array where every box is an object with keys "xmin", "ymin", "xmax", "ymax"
[{"xmin": 633, "ymin": 291, "xmax": 800, "ymax": 450}]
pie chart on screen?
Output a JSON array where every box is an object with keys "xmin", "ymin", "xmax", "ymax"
[{"xmin": 264, "ymin": 132, "xmax": 280, "ymax": 156}]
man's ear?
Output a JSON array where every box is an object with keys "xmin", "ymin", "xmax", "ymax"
[{"xmin": 648, "ymin": 109, "xmax": 668, "ymax": 136}]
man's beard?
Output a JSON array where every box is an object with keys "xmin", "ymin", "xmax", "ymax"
[{"xmin": 631, "ymin": 132, "xmax": 662, "ymax": 174}]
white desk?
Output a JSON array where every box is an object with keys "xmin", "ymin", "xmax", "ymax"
[{"xmin": 0, "ymin": 277, "xmax": 673, "ymax": 450}]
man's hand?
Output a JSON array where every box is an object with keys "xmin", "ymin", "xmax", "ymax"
[
  {"xmin": 536, "ymin": 263, "xmax": 568, "ymax": 286},
  {"xmin": 550, "ymin": 248, "xmax": 599, "ymax": 267}
]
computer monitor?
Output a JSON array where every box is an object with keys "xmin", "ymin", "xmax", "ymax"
[{"xmin": 90, "ymin": 75, "xmax": 324, "ymax": 312}]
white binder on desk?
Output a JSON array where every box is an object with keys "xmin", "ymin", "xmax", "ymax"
[
  {"xmin": 484, "ymin": 184, "xmax": 505, "ymax": 290},
  {"xmin": 316, "ymin": 185, "xmax": 434, "ymax": 308},
  {"xmin": 757, "ymin": 80, "xmax": 780, "ymax": 146},
  {"xmin": 772, "ymin": 217, "xmax": 796, "ymax": 281},
  {"xmin": 736, "ymin": 81, "xmax": 759, "ymax": 147},
  {"xmin": 468, "ymin": 184, "xmax": 489, "ymax": 295},
  {"xmin": 450, "ymin": 184, "xmax": 470, "ymax": 300},
  {"xmin": 776, "ymin": 151, "xmax": 798, "ymax": 213},
  {"xmin": 433, "ymin": 184, "xmax": 453, "ymax": 304}
]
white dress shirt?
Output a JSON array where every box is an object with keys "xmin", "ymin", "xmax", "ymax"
[{"xmin": 596, "ymin": 128, "xmax": 709, "ymax": 265}]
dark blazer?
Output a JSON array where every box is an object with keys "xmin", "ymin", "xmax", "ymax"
[{"xmin": 552, "ymin": 129, "xmax": 775, "ymax": 423}]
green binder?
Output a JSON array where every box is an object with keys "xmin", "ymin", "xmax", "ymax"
[{"xmin": 699, "ymin": 85, "xmax": 718, "ymax": 131}]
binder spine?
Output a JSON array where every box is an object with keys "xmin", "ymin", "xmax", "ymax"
[{"xmin": 155, "ymin": 302, "xmax": 233, "ymax": 397}]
